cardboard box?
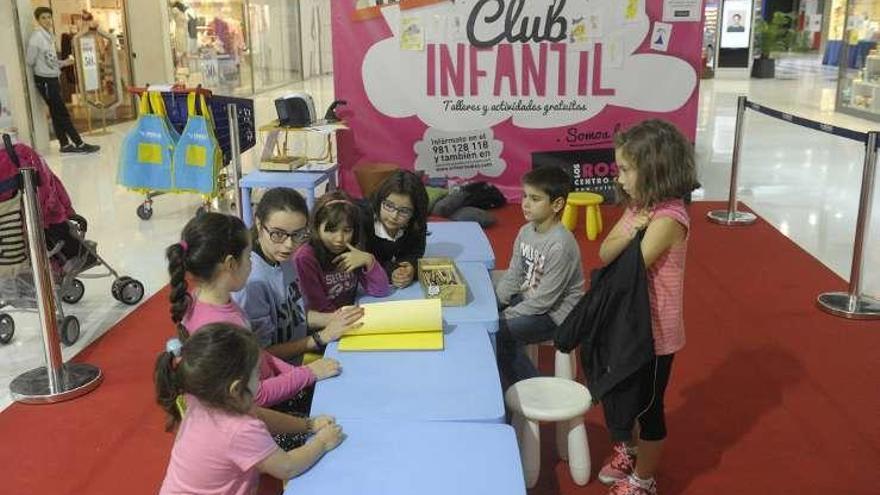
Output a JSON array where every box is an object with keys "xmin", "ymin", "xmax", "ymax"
[{"xmin": 418, "ymin": 257, "xmax": 467, "ymax": 306}]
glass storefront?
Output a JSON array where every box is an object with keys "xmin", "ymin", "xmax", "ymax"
[
  {"xmin": 168, "ymin": 0, "xmax": 253, "ymax": 94},
  {"xmin": 168, "ymin": 0, "xmax": 326, "ymax": 95},
  {"xmin": 249, "ymin": 0, "xmax": 302, "ymax": 91},
  {"xmin": 835, "ymin": 0, "xmax": 880, "ymax": 121},
  {"xmin": 702, "ymin": 0, "xmax": 720, "ymax": 78}
]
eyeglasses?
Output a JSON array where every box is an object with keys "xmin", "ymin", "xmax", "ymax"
[
  {"xmin": 381, "ymin": 199, "xmax": 414, "ymax": 219},
  {"xmin": 262, "ymin": 225, "xmax": 310, "ymax": 244}
]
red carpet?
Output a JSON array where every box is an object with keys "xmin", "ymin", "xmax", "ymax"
[{"xmin": 0, "ymin": 202, "xmax": 877, "ymax": 495}]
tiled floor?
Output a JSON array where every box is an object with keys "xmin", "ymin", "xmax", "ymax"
[{"xmin": 1, "ymin": 56, "xmax": 878, "ymax": 409}]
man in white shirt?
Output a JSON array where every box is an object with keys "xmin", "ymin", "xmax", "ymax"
[{"xmin": 26, "ymin": 7, "xmax": 99, "ymax": 154}]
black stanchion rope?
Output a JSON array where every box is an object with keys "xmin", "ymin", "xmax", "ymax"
[{"xmin": 744, "ymin": 100, "xmax": 870, "ymax": 144}]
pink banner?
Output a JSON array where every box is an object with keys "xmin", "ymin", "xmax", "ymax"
[{"xmin": 333, "ymin": 0, "xmax": 703, "ymax": 201}]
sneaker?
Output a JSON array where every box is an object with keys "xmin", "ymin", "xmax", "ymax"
[
  {"xmin": 60, "ymin": 144, "xmax": 78, "ymax": 153},
  {"xmin": 74, "ymin": 143, "xmax": 101, "ymax": 153},
  {"xmin": 599, "ymin": 442, "xmax": 637, "ymax": 485},
  {"xmin": 609, "ymin": 475, "xmax": 656, "ymax": 495}
]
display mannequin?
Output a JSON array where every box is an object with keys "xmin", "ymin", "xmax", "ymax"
[
  {"xmin": 171, "ymin": 1, "xmax": 199, "ymax": 55},
  {"xmin": 60, "ymin": 25, "xmax": 78, "ymax": 102}
]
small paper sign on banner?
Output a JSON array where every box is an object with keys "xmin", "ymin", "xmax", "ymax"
[
  {"xmin": 625, "ymin": 0, "xmax": 640, "ymax": 21},
  {"xmin": 651, "ymin": 22, "xmax": 673, "ymax": 52},
  {"xmin": 401, "ymin": 17, "xmax": 425, "ymax": 51},
  {"xmin": 662, "ymin": 0, "xmax": 701, "ymax": 22}
]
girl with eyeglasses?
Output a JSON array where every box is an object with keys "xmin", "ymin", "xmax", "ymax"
[
  {"xmin": 234, "ymin": 188, "xmax": 364, "ymax": 364},
  {"xmin": 361, "ymin": 170, "xmax": 429, "ymax": 288}
]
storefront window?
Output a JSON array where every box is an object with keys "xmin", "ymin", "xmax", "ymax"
[
  {"xmin": 702, "ymin": 0, "xmax": 720, "ymax": 78},
  {"xmin": 837, "ymin": 0, "xmax": 880, "ymax": 120},
  {"xmin": 169, "ymin": 0, "xmax": 253, "ymax": 95},
  {"xmin": 249, "ymin": 0, "xmax": 302, "ymax": 91},
  {"xmin": 168, "ymin": 0, "xmax": 331, "ymax": 95}
]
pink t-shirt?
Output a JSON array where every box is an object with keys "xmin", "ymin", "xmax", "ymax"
[
  {"xmin": 182, "ymin": 297, "xmax": 249, "ymax": 332},
  {"xmin": 159, "ymin": 395, "xmax": 277, "ymax": 495},
  {"xmin": 182, "ymin": 297, "xmax": 317, "ymax": 407},
  {"xmin": 621, "ymin": 199, "xmax": 689, "ymax": 355}
]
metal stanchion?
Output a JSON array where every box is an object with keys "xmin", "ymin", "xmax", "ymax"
[
  {"xmin": 9, "ymin": 168, "xmax": 103, "ymax": 404},
  {"xmin": 817, "ymin": 131, "xmax": 880, "ymax": 319},
  {"xmin": 708, "ymin": 95, "xmax": 758, "ymax": 226},
  {"xmin": 227, "ymin": 104, "xmax": 244, "ymax": 219}
]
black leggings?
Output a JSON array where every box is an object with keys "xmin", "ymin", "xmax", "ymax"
[{"xmin": 608, "ymin": 354, "xmax": 675, "ymax": 442}]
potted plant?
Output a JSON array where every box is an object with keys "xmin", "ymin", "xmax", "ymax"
[{"xmin": 752, "ymin": 12, "xmax": 796, "ymax": 79}]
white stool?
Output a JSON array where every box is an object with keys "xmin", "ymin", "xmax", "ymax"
[
  {"xmin": 526, "ymin": 345, "xmax": 579, "ymax": 459},
  {"xmin": 505, "ymin": 377, "xmax": 592, "ymax": 487}
]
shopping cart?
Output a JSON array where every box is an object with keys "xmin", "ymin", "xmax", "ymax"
[{"xmin": 124, "ymin": 85, "xmax": 256, "ymax": 220}]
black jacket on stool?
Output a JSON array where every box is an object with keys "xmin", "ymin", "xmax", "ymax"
[{"xmin": 556, "ymin": 230, "xmax": 655, "ymax": 432}]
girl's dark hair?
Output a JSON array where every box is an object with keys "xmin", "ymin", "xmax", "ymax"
[
  {"xmin": 369, "ymin": 170, "xmax": 429, "ymax": 235},
  {"xmin": 166, "ymin": 213, "xmax": 250, "ymax": 340},
  {"xmin": 613, "ymin": 119, "xmax": 700, "ymax": 209},
  {"xmin": 309, "ymin": 190, "xmax": 362, "ymax": 269},
  {"xmin": 155, "ymin": 323, "xmax": 260, "ymax": 432},
  {"xmin": 251, "ymin": 187, "xmax": 308, "ymax": 242}
]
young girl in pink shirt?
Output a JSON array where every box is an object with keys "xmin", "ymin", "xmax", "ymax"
[
  {"xmin": 597, "ymin": 120, "xmax": 700, "ymax": 495},
  {"xmin": 165, "ymin": 212, "xmax": 339, "ymax": 409},
  {"xmin": 156, "ymin": 323, "xmax": 343, "ymax": 495}
]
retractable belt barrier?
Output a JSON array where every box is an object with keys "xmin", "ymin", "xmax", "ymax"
[{"xmin": 708, "ymin": 96, "xmax": 880, "ymax": 320}]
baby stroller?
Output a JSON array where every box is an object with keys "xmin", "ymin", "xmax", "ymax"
[{"xmin": 0, "ymin": 135, "xmax": 145, "ymax": 346}]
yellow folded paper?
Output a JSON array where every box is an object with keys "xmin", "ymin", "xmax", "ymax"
[
  {"xmin": 344, "ymin": 299, "xmax": 442, "ymax": 336},
  {"xmin": 338, "ymin": 331, "xmax": 444, "ymax": 351}
]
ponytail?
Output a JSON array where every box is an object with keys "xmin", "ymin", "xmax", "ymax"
[
  {"xmin": 166, "ymin": 242, "xmax": 191, "ymax": 342},
  {"xmin": 153, "ymin": 325, "xmax": 261, "ymax": 432},
  {"xmin": 166, "ymin": 213, "xmax": 250, "ymax": 338},
  {"xmin": 154, "ymin": 349, "xmax": 183, "ymax": 432}
]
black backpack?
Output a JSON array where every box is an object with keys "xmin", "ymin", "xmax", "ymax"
[{"xmin": 460, "ymin": 181, "xmax": 506, "ymax": 210}]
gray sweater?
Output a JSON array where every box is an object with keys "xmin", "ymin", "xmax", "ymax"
[
  {"xmin": 26, "ymin": 28, "xmax": 62, "ymax": 78},
  {"xmin": 232, "ymin": 249, "xmax": 308, "ymax": 364},
  {"xmin": 495, "ymin": 222, "xmax": 585, "ymax": 325}
]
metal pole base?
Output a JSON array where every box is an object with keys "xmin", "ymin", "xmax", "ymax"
[
  {"xmin": 707, "ymin": 210, "xmax": 758, "ymax": 226},
  {"xmin": 10, "ymin": 363, "xmax": 103, "ymax": 405},
  {"xmin": 816, "ymin": 292, "xmax": 880, "ymax": 320}
]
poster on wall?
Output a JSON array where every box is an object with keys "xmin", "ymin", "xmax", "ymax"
[
  {"xmin": 332, "ymin": 0, "xmax": 701, "ymax": 200},
  {"xmin": 663, "ymin": 0, "xmax": 702, "ymax": 22},
  {"xmin": 720, "ymin": 0, "xmax": 752, "ymax": 49},
  {"xmin": 0, "ymin": 66, "xmax": 13, "ymax": 129}
]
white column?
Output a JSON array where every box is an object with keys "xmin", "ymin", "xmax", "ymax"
[{"xmin": 126, "ymin": 0, "xmax": 174, "ymax": 86}]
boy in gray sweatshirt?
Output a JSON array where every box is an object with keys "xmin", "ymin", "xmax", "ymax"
[
  {"xmin": 26, "ymin": 7, "xmax": 99, "ymax": 154},
  {"xmin": 495, "ymin": 166, "xmax": 585, "ymax": 387}
]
